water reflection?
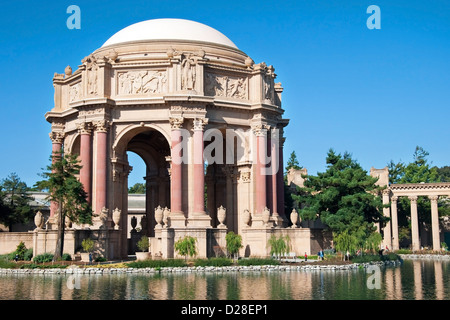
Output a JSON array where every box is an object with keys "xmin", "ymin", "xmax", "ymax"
[{"xmin": 0, "ymin": 260, "xmax": 448, "ymax": 300}]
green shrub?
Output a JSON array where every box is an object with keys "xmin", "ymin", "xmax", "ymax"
[
  {"xmin": 95, "ymin": 256, "xmax": 107, "ymax": 262},
  {"xmin": 61, "ymin": 253, "xmax": 72, "ymax": 261},
  {"xmin": 0, "ymin": 256, "xmax": 16, "ymax": 268},
  {"xmin": 82, "ymin": 238, "xmax": 95, "ymax": 253},
  {"xmin": 126, "ymin": 259, "xmax": 187, "ymax": 269},
  {"xmin": 351, "ymin": 253, "xmax": 400, "ymax": 263},
  {"xmin": 33, "ymin": 253, "xmax": 54, "ymax": 263},
  {"xmin": 396, "ymin": 249, "xmax": 412, "ymax": 254},
  {"xmin": 19, "ymin": 263, "xmax": 68, "ymax": 269},
  {"xmin": 194, "ymin": 258, "xmax": 233, "ymax": 267},
  {"xmin": 237, "ymin": 258, "xmax": 280, "ymax": 266},
  {"xmin": 174, "ymin": 236, "xmax": 197, "ymax": 261},
  {"xmin": 15, "ymin": 242, "xmax": 28, "ymax": 260},
  {"xmin": 24, "ymin": 249, "xmax": 33, "ymax": 261},
  {"xmin": 351, "ymin": 254, "xmax": 381, "ymax": 263},
  {"xmin": 137, "ymin": 236, "xmax": 150, "ymax": 252}
]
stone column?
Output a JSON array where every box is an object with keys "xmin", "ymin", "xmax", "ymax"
[
  {"xmin": 192, "ymin": 118, "xmax": 207, "ymax": 215},
  {"xmin": 391, "ymin": 196, "xmax": 399, "ymax": 251},
  {"xmin": 189, "ymin": 118, "xmax": 211, "ymax": 227},
  {"xmin": 169, "ymin": 117, "xmax": 186, "ymax": 227},
  {"xmin": 429, "ymin": 195, "xmax": 441, "ymax": 251},
  {"xmin": 270, "ymin": 131, "xmax": 283, "ymax": 226},
  {"xmin": 276, "ymin": 136, "xmax": 286, "ymax": 221},
  {"xmin": 382, "ymin": 189, "xmax": 392, "ymax": 250},
  {"xmin": 253, "ymin": 124, "xmax": 268, "ymax": 215},
  {"xmin": 49, "ymin": 131, "xmax": 64, "ymax": 218},
  {"xmin": 94, "ymin": 120, "xmax": 108, "ymax": 214},
  {"xmin": 409, "ymin": 196, "xmax": 420, "ymax": 251},
  {"xmin": 77, "ymin": 122, "xmax": 92, "ymax": 203}
]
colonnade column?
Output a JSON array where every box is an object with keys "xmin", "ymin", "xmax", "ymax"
[
  {"xmin": 49, "ymin": 131, "xmax": 64, "ymax": 218},
  {"xmin": 382, "ymin": 189, "xmax": 392, "ymax": 250},
  {"xmin": 276, "ymin": 136, "xmax": 285, "ymax": 221},
  {"xmin": 94, "ymin": 120, "xmax": 108, "ymax": 214},
  {"xmin": 193, "ymin": 118, "xmax": 207, "ymax": 215},
  {"xmin": 169, "ymin": 117, "xmax": 186, "ymax": 227},
  {"xmin": 253, "ymin": 124, "xmax": 267, "ymax": 215},
  {"xmin": 429, "ymin": 196, "xmax": 441, "ymax": 251},
  {"xmin": 409, "ymin": 196, "xmax": 420, "ymax": 251},
  {"xmin": 270, "ymin": 129, "xmax": 283, "ymax": 226},
  {"xmin": 77, "ymin": 122, "xmax": 92, "ymax": 203},
  {"xmin": 390, "ymin": 196, "xmax": 399, "ymax": 251},
  {"xmin": 190, "ymin": 118, "xmax": 211, "ymax": 227}
]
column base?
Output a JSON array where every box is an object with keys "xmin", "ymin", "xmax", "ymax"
[
  {"xmin": 169, "ymin": 212, "xmax": 186, "ymax": 228},
  {"xmin": 188, "ymin": 212, "xmax": 212, "ymax": 228}
]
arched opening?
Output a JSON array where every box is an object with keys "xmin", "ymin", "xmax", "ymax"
[{"xmin": 114, "ymin": 126, "xmax": 171, "ymax": 256}]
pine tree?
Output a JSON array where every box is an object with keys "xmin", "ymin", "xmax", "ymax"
[
  {"xmin": 35, "ymin": 151, "xmax": 92, "ymax": 261},
  {"xmin": 285, "ymin": 151, "xmax": 302, "ymax": 172},
  {"xmin": 0, "ymin": 173, "xmax": 32, "ymax": 231},
  {"xmin": 295, "ymin": 149, "xmax": 387, "ymax": 253}
]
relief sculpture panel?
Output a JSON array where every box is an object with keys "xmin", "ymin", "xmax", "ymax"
[
  {"xmin": 204, "ymin": 72, "xmax": 248, "ymax": 100},
  {"xmin": 118, "ymin": 70, "xmax": 167, "ymax": 95},
  {"xmin": 69, "ymin": 82, "xmax": 82, "ymax": 103}
]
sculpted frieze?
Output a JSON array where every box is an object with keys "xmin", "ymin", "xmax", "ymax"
[
  {"xmin": 118, "ymin": 70, "xmax": 167, "ymax": 95},
  {"xmin": 69, "ymin": 82, "xmax": 82, "ymax": 103},
  {"xmin": 205, "ymin": 73, "xmax": 248, "ymax": 100}
]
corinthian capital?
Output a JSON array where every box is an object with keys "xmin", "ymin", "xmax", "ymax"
[
  {"xmin": 252, "ymin": 123, "xmax": 270, "ymax": 136},
  {"xmin": 169, "ymin": 117, "xmax": 184, "ymax": 130},
  {"xmin": 93, "ymin": 120, "xmax": 109, "ymax": 133},
  {"xmin": 192, "ymin": 118, "xmax": 208, "ymax": 131},
  {"xmin": 49, "ymin": 131, "xmax": 64, "ymax": 144},
  {"xmin": 77, "ymin": 121, "xmax": 93, "ymax": 135}
]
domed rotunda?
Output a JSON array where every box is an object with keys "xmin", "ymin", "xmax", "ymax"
[{"xmin": 43, "ymin": 19, "xmax": 314, "ymax": 260}]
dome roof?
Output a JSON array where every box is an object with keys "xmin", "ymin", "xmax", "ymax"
[{"xmin": 101, "ymin": 18, "xmax": 238, "ymax": 49}]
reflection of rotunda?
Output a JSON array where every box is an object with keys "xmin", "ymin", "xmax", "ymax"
[{"xmin": 44, "ymin": 19, "xmax": 328, "ymax": 260}]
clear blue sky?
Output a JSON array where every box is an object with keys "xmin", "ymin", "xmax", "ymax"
[{"xmin": 0, "ymin": 0, "xmax": 449, "ymax": 187}]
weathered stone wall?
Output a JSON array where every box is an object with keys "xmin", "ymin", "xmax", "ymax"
[{"xmin": 0, "ymin": 232, "xmax": 34, "ymax": 255}]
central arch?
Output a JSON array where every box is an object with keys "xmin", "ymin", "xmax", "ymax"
[{"xmin": 113, "ymin": 124, "xmax": 171, "ymax": 255}]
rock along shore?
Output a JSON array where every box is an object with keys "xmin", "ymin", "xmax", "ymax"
[
  {"xmin": 0, "ymin": 260, "xmax": 401, "ymax": 275},
  {"xmin": 399, "ymin": 254, "xmax": 450, "ymax": 260}
]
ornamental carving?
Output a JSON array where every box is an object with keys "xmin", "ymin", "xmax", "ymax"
[
  {"xmin": 49, "ymin": 131, "xmax": 64, "ymax": 144},
  {"xmin": 169, "ymin": 117, "xmax": 184, "ymax": 130},
  {"xmin": 264, "ymin": 75, "xmax": 274, "ymax": 102},
  {"xmin": 69, "ymin": 82, "xmax": 82, "ymax": 102},
  {"xmin": 118, "ymin": 70, "xmax": 167, "ymax": 95},
  {"xmin": 239, "ymin": 171, "xmax": 251, "ymax": 183},
  {"xmin": 77, "ymin": 121, "xmax": 93, "ymax": 135},
  {"xmin": 85, "ymin": 56, "xmax": 98, "ymax": 96},
  {"xmin": 181, "ymin": 54, "xmax": 196, "ymax": 90},
  {"xmin": 93, "ymin": 120, "xmax": 109, "ymax": 133},
  {"xmin": 204, "ymin": 73, "xmax": 247, "ymax": 99},
  {"xmin": 251, "ymin": 123, "xmax": 270, "ymax": 136},
  {"xmin": 192, "ymin": 118, "xmax": 208, "ymax": 131}
]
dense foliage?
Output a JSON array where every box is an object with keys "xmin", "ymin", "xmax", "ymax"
[
  {"xmin": 294, "ymin": 149, "xmax": 388, "ymax": 255},
  {"xmin": 35, "ymin": 151, "xmax": 92, "ymax": 260},
  {"xmin": 0, "ymin": 173, "xmax": 33, "ymax": 231}
]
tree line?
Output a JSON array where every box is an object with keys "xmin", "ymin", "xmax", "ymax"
[{"xmin": 285, "ymin": 146, "xmax": 450, "ymax": 255}]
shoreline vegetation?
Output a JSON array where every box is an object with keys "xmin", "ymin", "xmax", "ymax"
[{"xmin": 0, "ymin": 250, "xmax": 448, "ymax": 272}]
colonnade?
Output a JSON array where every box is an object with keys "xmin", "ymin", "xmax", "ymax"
[
  {"xmin": 49, "ymin": 120, "xmax": 109, "ymax": 218},
  {"xmin": 381, "ymin": 183, "xmax": 450, "ymax": 251}
]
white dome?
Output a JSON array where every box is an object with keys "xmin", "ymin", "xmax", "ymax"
[{"xmin": 101, "ymin": 18, "xmax": 238, "ymax": 49}]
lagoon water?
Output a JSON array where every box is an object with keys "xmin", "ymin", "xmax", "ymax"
[{"xmin": 0, "ymin": 260, "xmax": 448, "ymax": 300}]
